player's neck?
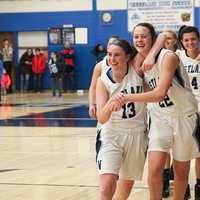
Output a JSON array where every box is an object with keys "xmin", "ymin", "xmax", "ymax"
[
  {"xmin": 187, "ymin": 48, "xmax": 199, "ymax": 59},
  {"xmin": 112, "ymin": 65, "xmax": 128, "ymax": 83}
]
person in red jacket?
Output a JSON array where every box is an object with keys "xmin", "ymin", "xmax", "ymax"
[
  {"xmin": 32, "ymin": 48, "xmax": 46, "ymax": 92},
  {"xmin": 1, "ymin": 68, "xmax": 11, "ymax": 96},
  {"xmin": 60, "ymin": 41, "xmax": 75, "ymax": 92}
]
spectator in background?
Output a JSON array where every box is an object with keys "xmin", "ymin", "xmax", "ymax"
[
  {"xmin": 32, "ymin": 48, "xmax": 46, "ymax": 92},
  {"xmin": 0, "ymin": 57, "xmax": 3, "ymax": 101},
  {"xmin": 60, "ymin": 41, "xmax": 75, "ymax": 92},
  {"xmin": 48, "ymin": 51, "xmax": 65, "ymax": 97},
  {"xmin": 92, "ymin": 43, "xmax": 107, "ymax": 63},
  {"xmin": 1, "ymin": 39, "xmax": 13, "ymax": 93},
  {"xmin": 19, "ymin": 48, "xmax": 34, "ymax": 92},
  {"xmin": 1, "ymin": 68, "xmax": 11, "ymax": 96}
]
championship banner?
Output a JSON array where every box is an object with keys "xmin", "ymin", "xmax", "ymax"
[
  {"xmin": 0, "ymin": 0, "xmax": 92, "ymax": 13},
  {"xmin": 195, "ymin": 0, "xmax": 200, "ymax": 6},
  {"xmin": 128, "ymin": 0, "xmax": 194, "ymax": 32}
]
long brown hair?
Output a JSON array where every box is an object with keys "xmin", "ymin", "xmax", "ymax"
[{"xmin": 109, "ymin": 38, "xmax": 137, "ymax": 61}]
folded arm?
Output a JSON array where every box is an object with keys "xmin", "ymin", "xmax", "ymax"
[
  {"xmin": 96, "ymin": 78, "xmax": 121, "ymax": 124},
  {"xmin": 125, "ymin": 52, "xmax": 179, "ymax": 103}
]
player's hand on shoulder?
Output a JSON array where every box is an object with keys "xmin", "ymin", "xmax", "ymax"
[{"xmin": 142, "ymin": 52, "xmax": 155, "ymax": 72}]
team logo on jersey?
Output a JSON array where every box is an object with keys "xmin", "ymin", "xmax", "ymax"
[
  {"xmin": 120, "ymin": 85, "xmax": 143, "ymax": 119},
  {"xmin": 122, "ymin": 86, "xmax": 143, "ymax": 94},
  {"xmin": 148, "ymin": 78, "xmax": 174, "ymax": 108},
  {"xmin": 185, "ymin": 64, "xmax": 200, "ymax": 74}
]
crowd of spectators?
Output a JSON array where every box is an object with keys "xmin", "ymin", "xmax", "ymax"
[{"xmin": 0, "ymin": 37, "xmax": 107, "ymax": 98}]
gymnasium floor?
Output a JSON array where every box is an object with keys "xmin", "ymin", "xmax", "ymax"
[{"xmin": 0, "ymin": 92, "xmax": 196, "ymax": 200}]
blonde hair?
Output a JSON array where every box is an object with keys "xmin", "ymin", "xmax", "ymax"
[{"xmin": 163, "ymin": 29, "xmax": 177, "ymax": 39}]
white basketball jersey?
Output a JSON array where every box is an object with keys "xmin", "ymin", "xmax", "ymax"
[
  {"xmin": 100, "ymin": 64, "xmax": 146, "ymax": 131},
  {"xmin": 97, "ymin": 56, "xmax": 109, "ymax": 130},
  {"xmin": 100, "ymin": 56, "xmax": 109, "ymax": 72},
  {"xmin": 176, "ymin": 49, "xmax": 200, "ymax": 103},
  {"xmin": 145, "ymin": 49, "xmax": 197, "ymax": 116}
]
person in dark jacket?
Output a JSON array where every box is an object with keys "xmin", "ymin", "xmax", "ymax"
[
  {"xmin": 48, "ymin": 51, "xmax": 65, "ymax": 97},
  {"xmin": 19, "ymin": 48, "xmax": 34, "ymax": 92},
  {"xmin": 92, "ymin": 43, "xmax": 107, "ymax": 63}
]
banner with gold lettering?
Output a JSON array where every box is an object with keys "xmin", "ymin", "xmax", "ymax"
[{"xmin": 128, "ymin": 0, "xmax": 194, "ymax": 32}]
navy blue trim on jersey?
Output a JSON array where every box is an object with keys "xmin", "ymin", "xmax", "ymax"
[
  {"xmin": 174, "ymin": 67, "xmax": 185, "ymax": 88},
  {"xmin": 96, "ymin": 128, "xmax": 102, "ymax": 162},
  {"xmin": 106, "ymin": 67, "xmax": 115, "ymax": 83},
  {"xmin": 148, "ymin": 115, "xmax": 151, "ymax": 132},
  {"xmin": 125, "ymin": 64, "xmax": 129, "ymax": 75},
  {"xmin": 184, "ymin": 48, "xmax": 190, "ymax": 58},
  {"xmin": 193, "ymin": 113, "xmax": 200, "ymax": 152},
  {"xmin": 155, "ymin": 49, "xmax": 162, "ymax": 63},
  {"xmin": 106, "ymin": 64, "xmax": 129, "ymax": 84}
]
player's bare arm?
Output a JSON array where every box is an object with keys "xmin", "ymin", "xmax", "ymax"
[{"xmin": 124, "ymin": 52, "xmax": 179, "ymax": 103}]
